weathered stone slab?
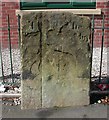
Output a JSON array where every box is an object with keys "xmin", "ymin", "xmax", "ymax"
[
  {"xmin": 42, "ymin": 12, "xmax": 91, "ymax": 108},
  {"xmin": 21, "ymin": 11, "xmax": 91, "ymax": 109}
]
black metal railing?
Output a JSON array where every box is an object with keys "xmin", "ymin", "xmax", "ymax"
[
  {"xmin": 90, "ymin": 14, "xmax": 109, "ymax": 96},
  {"xmin": 0, "ymin": 14, "xmax": 21, "ymax": 85}
]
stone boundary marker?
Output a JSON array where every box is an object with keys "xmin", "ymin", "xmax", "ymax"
[{"xmin": 20, "ymin": 11, "xmax": 91, "ymax": 109}]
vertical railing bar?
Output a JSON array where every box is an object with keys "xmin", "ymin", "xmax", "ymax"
[
  {"xmin": 18, "ymin": 14, "xmax": 21, "ymax": 48},
  {"xmin": 0, "ymin": 45, "xmax": 4, "ymax": 83},
  {"xmin": 7, "ymin": 15, "xmax": 14, "ymax": 83},
  {"xmin": 90, "ymin": 15, "xmax": 95, "ymax": 93},
  {"xmin": 99, "ymin": 14, "xmax": 105, "ymax": 82}
]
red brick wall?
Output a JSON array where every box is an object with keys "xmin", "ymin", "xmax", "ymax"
[
  {"xmin": 0, "ymin": 1, "xmax": 109, "ymax": 48},
  {"xmin": 1, "ymin": 0, "xmax": 19, "ymax": 48},
  {"xmin": 0, "ymin": 2, "xmax": 2, "ymax": 46},
  {"xmin": 94, "ymin": 2, "xmax": 109, "ymax": 47}
]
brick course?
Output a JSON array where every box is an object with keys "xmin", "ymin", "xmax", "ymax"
[
  {"xmin": 1, "ymin": 1, "xmax": 19, "ymax": 48},
  {"xmin": 94, "ymin": 2, "xmax": 109, "ymax": 47}
]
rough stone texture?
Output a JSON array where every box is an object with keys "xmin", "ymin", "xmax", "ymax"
[
  {"xmin": 42, "ymin": 12, "xmax": 91, "ymax": 108},
  {"xmin": 21, "ymin": 11, "xmax": 91, "ymax": 109},
  {"xmin": 21, "ymin": 12, "xmax": 42, "ymax": 109}
]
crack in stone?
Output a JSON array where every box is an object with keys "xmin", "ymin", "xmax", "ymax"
[
  {"xmin": 54, "ymin": 49, "xmax": 74, "ymax": 57},
  {"xmin": 37, "ymin": 13, "xmax": 43, "ymax": 107},
  {"xmin": 23, "ymin": 32, "xmax": 39, "ymax": 37},
  {"xmin": 36, "ymin": 49, "xmax": 40, "ymax": 55},
  {"xmin": 38, "ymin": 17, "xmax": 42, "ymax": 72},
  {"xmin": 58, "ymin": 22, "xmax": 69, "ymax": 33},
  {"xmin": 22, "ymin": 47, "xmax": 27, "ymax": 58},
  {"xmin": 30, "ymin": 60, "xmax": 37, "ymax": 73}
]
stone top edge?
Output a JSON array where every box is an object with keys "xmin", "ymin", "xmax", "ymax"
[{"xmin": 16, "ymin": 9, "xmax": 101, "ymax": 16}]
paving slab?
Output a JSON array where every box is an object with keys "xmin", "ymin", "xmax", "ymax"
[{"xmin": 1, "ymin": 104, "xmax": 108, "ymax": 119}]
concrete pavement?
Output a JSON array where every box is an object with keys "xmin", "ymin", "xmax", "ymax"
[{"xmin": 1, "ymin": 103, "xmax": 108, "ymax": 119}]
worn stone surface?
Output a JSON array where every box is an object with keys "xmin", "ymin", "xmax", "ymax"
[
  {"xmin": 21, "ymin": 12, "xmax": 42, "ymax": 109},
  {"xmin": 21, "ymin": 11, "xmax": 91, "ymax": 109},
  {"xmin": 42, "ymin": 12, "xmax": 91, "ymax": 108}
]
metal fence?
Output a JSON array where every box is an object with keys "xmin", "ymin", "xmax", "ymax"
[
  {"xmin": 0, "ymin": 14, "xmax": 109, "ymax": 96},
  {"xmin": 90, "ymin": 14, "xmax": 109, "ymax": 104},
  {"xmin": 0, "ymin": 14, "xmax": 21, "ymax": 85}
]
